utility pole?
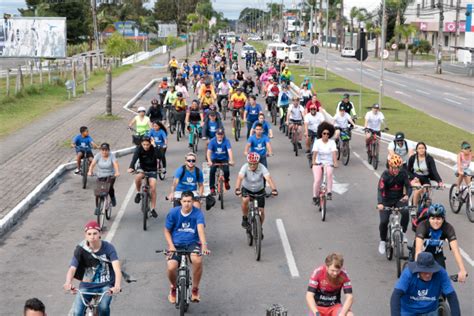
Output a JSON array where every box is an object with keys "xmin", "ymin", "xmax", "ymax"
[
  {"xmin": 454, "ymin": 0, "xmax": 461, "ymax": 52},
  {"xmin": 309, "ymin": 3, "xmax": 314, "ymax": 74},
  {"xmin": 281, "ymin": 0, "xmax": 285, "ymax": 41},
  {"xmin": 90, "ymin": 0, "xmax": 100, "ymax": 50},
  {"xmin": 325, "ymin": 0, "xmax": 329, "ymax": 80},
  {"xmin": 435, "ymin": 0, "xmax": 444, "ymax": 74},
  {"xmin": 379, "ymin": 0, "xmax": 386, "ymax": 106}
]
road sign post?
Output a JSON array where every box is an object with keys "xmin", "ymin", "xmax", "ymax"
[{"xmin": 355, "ymin": 48, "xmax": 368, "ymax": 115}]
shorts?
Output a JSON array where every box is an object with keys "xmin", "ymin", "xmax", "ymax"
[
  {"xmin": 242, "ymin": 187, "xmax": 265, "ymax": 208},
  {"xmin": 365, "ymin": 129, "xmax": 381, "ymax": 136},
  {"xmin": 232, "ymin": 108, "xmax": 244, "ymax": 116},
  {"xmin": 413, "ymin": 174, "xmax": 431, "ymax": 185},
  {"xmin": 314, "ymin": 304, "xmax": 343, "ymax": 316},
  {"xmin": 136, "ymin": 170, "xmax": 158, "ymax": 179},
  {"xmin": 289, "ymin": 119, "xmax": 303, "ymax": 125},
  {"xmin": 168, "ymin": 243, "xmax": 201, "ymax": 262},
  {"xmin": 76, "ymin": 150, "xmax": 93, "ymax": 158}
]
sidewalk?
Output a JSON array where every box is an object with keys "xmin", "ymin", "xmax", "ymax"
[{"xmin": 0, "ymin": 44, "xmax": 197, "ymax": 220}]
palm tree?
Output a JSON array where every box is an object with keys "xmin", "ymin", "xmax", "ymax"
[
  {"xmin": 395, "ymin": 24, "xmax": 416, "ymax": 67},
  {"xmin": 349, "ymin": 6, "xmax": 359, "ymax": 48}
]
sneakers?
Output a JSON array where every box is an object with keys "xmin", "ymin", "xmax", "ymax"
[
  {"xmin": 327, "ymin": 192, "xmax": 332, "ymax": 200},
  {"xmin": 241, "ymin": 216, "xmax": 250, "ymax": 229},
  {"xmin": 312, "ymin": 197, "xmax": 319, "ymax": 205},
  {"xmin": 305, "ymin": 149, "xmax": 310, "ymax": 154},
  {"xmin": 168, "ymin": 287, "xmax": 177, "ymax": 304},
  {"xmin": 210, "ymin": 187, "xmax": 216, "ymax": 195},
  {"xmin": 378, "ymin": 241, "xmax": 386, "ymax": 255},
  {"xmin": 74, "ymin": 168, "xmax": 80, "ymax": 174},
  {"xmin": 94, "ymin": 207, "xmax": 100, "ymax": 216},
  {"xmin": 150, "ymin": 209, "xmax": 158, "ymax": 218},
  {"xmin": 191, "ymin": 288, "xmax": 200, "ymax": 302},
  {"xmin": 224, "ymin": 180, "xmax": 230, "ymax": 190},
  {"xmin": 298, "ymin": 142, "xmax": 302, "ymax": 149},
  {"xmin": 134, "ymin": 193, "xmax": 141, "ymax": 204},
  {"xmin": 111, "ymin": 196, "xmax": 117, "ymax": 207}
]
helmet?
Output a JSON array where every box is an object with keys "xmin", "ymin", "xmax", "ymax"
[
  {"xmin": 343, "ymin": 93, "xmax": 350, "ymax": 99},
  {"xmin": 163, "ymin": 77, "xmax": 168, "ymax": 81},
  {"xmin": 395, "ymin": 132, "xmax": 405, "ymax": 141},
  {"xmin": 247, "ymin": 152, "xmax": 260, "ymax": 164},
  {"xmin": 137, "ymin": 106, "xmax": 146, "ymax": 112},
  {"xmin": 388, "ymin": 154, "xmax": 403, "ymax": 168},
  {"xmin": 428, "ymin": 203, "xmax": 446, "ymax": 218},
  {"xmin": 176, "ymin": 92, "xmax": 183, "ymax": 97},
  {"xmin": 309, "ymin": 104, "xmax": 318, "ymax": 110},
  {"xmin": 372, "ymin": 103, "xmax": 380, "ymax": 109}
]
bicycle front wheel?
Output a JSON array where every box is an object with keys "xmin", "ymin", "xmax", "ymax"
[
  {"xmin": 97, "ymin": 197, "xmax": 106, "ymax": 229},
  {"xmin": 342, "ymin": 141, "xmax": 350, "ymax": 166},
  {"xmin": 372, "ymin": 142, "xmax": 379, "ymax": 169},
  {"xmin": 176, "ymin": 122, "xmax": 181, "ymax": 142},
  {"xmin": 178, "ymin": 277, "xmax": 187, "ymax": 316},
  {"xmin": 386, "ymin": 228, "xmax": 393, "ymax": 261},
  {"xmin": 466, "ymin": 191, "xmax": 474, "ymax": 222},
  {"xmin": 141, "ymin": 193, "xmax": 148, "ymax": 231},
  {"xmin": 448, "ymin": 184, "xmax": 462, "ymax": 213},
  {"xmin": 219, "ymin": 177, "xmax": 224, "ymax": 210},
  {"xmin": 254, "ymin": 215, "xmax": 262, "ymax": 261},
  {"xmin": 82, "ymin": 158, "xmax": 88, "ymax": 189},
  {"xmin": 158, "ymin": 159, "xmax": 166, "ymax": 181},
  {"xmin": 393, "ymin": 231, "xmax": 402, "ymax": 277},
  {"xmin": 105, "ymin": 197, "xmax": 112, "ymax": 220},
  {"xmin": 320, "ymin": 195, "xmax": 326, "ymax": 221}
]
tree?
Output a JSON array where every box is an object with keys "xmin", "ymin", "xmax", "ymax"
[
  {"xmin": 349, "ymin": 7, "xmax": 359, "ymax": 48},
  {"xmin": 395, "ymin": 24, "xmax": 416, "ymax": 67},
  {"xmin": 105, "ymin": 32, "xmax": 139, "ymax": 59}
]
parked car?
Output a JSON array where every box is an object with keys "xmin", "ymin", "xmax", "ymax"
[
  {"xmin": 341, "ymin": 47, "xmax": 356, "ymax": 57},
  {"xmin": 297, "ymin": 39, "xmax": 308, "ymax": 47},
  {"xmin": 241, "ymin": 45, "xmax": 256, "ymax": 59}
]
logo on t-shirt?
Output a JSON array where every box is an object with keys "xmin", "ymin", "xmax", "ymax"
[
  {"xmin": 178, "ymin": 222, "xmax": 195, "ymax": 234},
  {"xmin": 217, "ymin": 147, "xmax": 224, "ymax": 153},
  {"xmin": 186, "ymin": 177, "xmax": 194, "ymax": 184}
]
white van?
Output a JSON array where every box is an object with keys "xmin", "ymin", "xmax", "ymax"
[{"xmin": 265, "ymin": 43, "xmax": 303, "ymax": 63}]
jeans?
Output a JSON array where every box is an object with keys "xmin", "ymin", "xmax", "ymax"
[
  {"xmin": 72, "ymin": 285, "xmax": 112, "ymax": 316},
  {"xmin": 401, "ymin": 309, "xmax": 438, "ymax": 316},
  {"xmin": 209, "ymin": 160, "xmax": 230, "ymax": 189},
  {"xmin": 379, "ymin": 200, "xmax": 409, "ymax": 241}
]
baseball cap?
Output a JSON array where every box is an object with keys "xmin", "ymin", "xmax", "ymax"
[
  {"xmin": 84, "ymin": 220, "xmax": 101, "ymax": 232},
  {"xmin": 216, "ymin": 128, "xmax": 225, "ymax": 135},
  {"xmin": 372, "ymin": 103, "xmax": 380, "ymax": 109},
  {"xmin": 137, "ymin": 106, "xmax": 146, "ymax": 112}
]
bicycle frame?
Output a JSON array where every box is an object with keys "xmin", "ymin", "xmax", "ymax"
[{"xmin": 75, "ymin": 290, "xmax": 110, "ymax": 315}]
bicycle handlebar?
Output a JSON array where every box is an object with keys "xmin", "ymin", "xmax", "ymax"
[
  {"xmin": 450, "ymin": 274, "xmax": 468, "ymax": 282},
  {"xmin": 379, "ymin": 206, "xmax": 417, "ymax": 212},
  {"xmin": 411, "ymin": 184, "xmax": 445, "ymax": 190},
  {"xmin": 156, "ymin": 249, "xmax": 203, "ymax": 255}
]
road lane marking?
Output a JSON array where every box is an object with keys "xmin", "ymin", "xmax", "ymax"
[
  {"xmin": 416, "ymin": 89, "xmax": 429, "ymax": 95},
  {"xmin": 276, "ymin": 219, "xmax": 300, "ymax": 278},
  {"xmin": 105, "ymin": 183, "xmax": 136, "ymax": 242},
  {"xmin": 444, "ymin": 92, "xmax": 467, "ymax": 101},
  {"xmin": 345, "ymin": 68, "xmax": 354, "ymax": 72},
  {"xmin": 386, "ymin": 79, "xmax": 407, "ymax": 87},
  {"xmin": 395, "ymin": 90, "xmax": 409, "ymax": 96},
  {"xmin": 444, "ymin": 98, "xmax": 461, "ymax": 105},
  {"xmin": 460, "ymin": 248, "xmax": 474, "ymax": 267},
  {"xmin": 335, "ymin": 67, "xmax": 342, "ymax": 71}
]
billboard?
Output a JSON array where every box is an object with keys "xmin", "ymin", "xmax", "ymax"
[
  {"xmin": 157, "ymin": 23, "xmax": 177, "ymax": 38},
  {"xmin": 114, "ymin": 21, "xmax": 147, "ymax": 39},
  {"xmin": 1, "ymin": 17, "xmax": 66, "ymax": 58}
]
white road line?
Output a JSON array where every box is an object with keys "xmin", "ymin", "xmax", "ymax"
[
  {"xmin": 105, "ymin": 183, "xmax": 136, "ymax": 242},
  {"xmin": 345, "ymin": 68, "xmax": 354, "ymax": 72},
  {"xmin": 386, "ymin": 79, "xmax": 407, "ymax": 87},
  {"xmin": 416, "ymin": 89, "xmax": 430, "ymax": 95},
  {"xmin": 335, "ymin": 67, "xmax": 342, "ymax": 71},
  {"xmin": 444, "ymin": 98, "xmax": 461, "ymax": 105},
  {"xmin": 443, "ymin": 92, "xmax": 467, "ymax": 101},
  {"xmin": 276, "ymin": 219, "xmax": 300, "ymax": 278},
  {"xmin": 395, "ymin": 90, "xmax": 409, "ymax": 96},
  {"xmin": 460, "ymin": 247, "xmax": 474, "ymax": 267}
]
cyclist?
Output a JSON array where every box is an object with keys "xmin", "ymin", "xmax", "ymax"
[
  {"xmin": 148, "ymin": 121, "xmax": 168, "ymax": 174},
  {"xmin": 198, "ymin": 80, "xmax": 216, "ymax": 100},
  {"xmin": 164, "ymin": 191, "xmax": 210, "ymax": 304},
  {"xmin": 407, "ymin": 142, "xmax": 443, "ymax": 209},
  {"xmin": 235, "ymin": 152, "xmax": 278, "ymax": 232},
  {"xmin": 158, "ymin": 77, "xmax": 169, "ymax": 105},
  {"xmin": 336, "ymin": 94, "xmax": 357, "ymax": 119},
  {"xmin": 364, "ymin": 103, "xmax": 385, "ymax": 152},
  {"xmin": 333, "ymin": 105, "xmax": 356, "ymax": 143},
  {"xmin": 174, "ymin": 72, "xmax": 187, "ymax": 89},
  {"xmin": 175, "ymin": 80, "xmax": 189, "ymax": 99},
  {"xmin": 217, "ymin": 79, "xmax": 231, "ymax": 112},
  {"xmin": 242, "ymin": 75, "xmax": 255, "ymax": 97},
  {"xmin": 300, "ymin": 76, "xmax": 315, "ymax": 93},
  {"xmin": 287, "ymin": 96, "xmax": 305, "ymax": 148},
  {"xmin": 265, "ymin": 79, "xmax": 280, "ymax": 112},
  {"xmin": 231, "ymin": 61, "xmax": 239, "ymax": 75},
  {"xmin": 185, "ymin": 100, "xmax": 204, "ymax": 149},
  {"xmin": 64, "ymin": 221, "xmax": 122, "ymax": 315},
  {"xmin": 147, "ymin": 98, "xmax": 162, "ymax": 123},
  {"xmin": 191, "ymin": 61, "xmax": 201, "ymax": 84},
  {"xmin": 306, "ymin": 253, "xmax": 354, "ymax": 316},
  {"xmin": 218, "ymin": 60, "xmax": 227, "ymax": 79},
  {"xmin": 181, "ymin": 59, "xmax": 191, "ymax": 78},
  {"xmin": 24, "ymin": 298, "xmax": 46, "ymax": 316},
  {"xmin": 305, "ymin": 94, "xmax": 323, "ymax": 114},
  {"xmin": 202, "ymin": 111, "xmax": 223, "ymax": 140},
  {"xmin": 128, "ymin": 136, "xmax": 159, "ymax": 218},
  {"xmin": 168, "ymin": 152, "xmax": 204, "ymax": 209},
  {"xmin": 390, "ymin": 252, "xmax": 460, "ymax": 316},
  {"xmin": 280, "ymin": 67, "xmax": 292, "ymax": 85},
  {"xmin": 299, "ymin": 84, "xmax": 313, "ymax": 108},
  {"xmin": 454, "ymin": 141, "xmax": 472, "ymax": 195},
  {"xmin": 251, "ymin": 112, "xmax": 273, "ymax": 138},
  {"xmin": 72, "ymin": 126, "xmax": 99, "ymax": 174},
  {"xmin": 387, "ymin": 132, "xmax": 414, "ymax": 169},
  {"xmin": 245, "ymin": 122, "xmax": 273, "ymax": 168},
  {"xmin": 171, "ymin": 92, "xmax": 187, "ymax": 136},
  {"xmin": 415, "ymin": 203, "xmax": 468, "ymax": 282},
  {"xmin": 200, "ymin": 89, "xmax": 215, "ymax": 113},
  {"xmin": 311, "ymin": 122, "xmax": 338, "ymax": 205},
  {"xmin": 207, "ymin": 128, "xmax": 234, "ymax": 195},
  {"xmin": 169, "ymin": 56, "xmax": 178, "ymax": 81},
  {"xmin": 230, "ymin": 87, "xmax": 247, "ymax": 134},
  {"xmin": 129, "ymin": 106, "xmax": 151, "ymax": 139},
  {"xmin": 213, "ymin": 69, "xmax": 223, "ymax": 88},
  {"xmin": 377, "ymin": 154, "xmax": 410, "ymax": 254},
  {"xmin": 245, "ymin": 51, "xmax": 252, "ymax": 71},
  {"xmin": 277, "ymin": 84, "xmax": 292, "ymax": 128},
  {"xmin": 88, "ymin": 143, "xmax": 120, "ymax": 215},
  {"xmin": 243, "ymin": 95, "xmax": 263, "ymax": 139},
  {"xmin": 235, "ymin": 67, "xmax": 245, "ymax": 81},
  {"xmin": 163, "ymin": 85, "xmax": 178, "ymax": 124},
  {"xmin": 232, "ymin": 50, "xmax": 238, "ymax": 64},
  {"xmin": 304, "ymin": 104, "xmax": 325, "ymax": 154}
]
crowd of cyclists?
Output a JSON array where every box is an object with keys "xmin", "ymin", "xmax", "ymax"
[{"xmin": 63, "ymin": 37, "xmax": 471, "ymax": 316}]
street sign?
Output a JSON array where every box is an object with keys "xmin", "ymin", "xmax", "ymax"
[
  {"xmin": 383, "ymin": 49, "xmax": 389, "ymax": 59},
  {"xmin": 391, "ymin": 43, "xmax": 398, "ymax": 50},
  {"xmin": 310, "ymin": 45, "xmax": 319, "ymax": 55},
  {"xmin": 312, "ymin": 39, "xmax": 319, "ymax": 46},
  {"xmin": 355, "ymin": 48, "xmax": 368, "ymax": 61}
]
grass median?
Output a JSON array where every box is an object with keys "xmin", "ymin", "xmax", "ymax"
[
  {"xmin": 247, "ymin": 41, "xmax": 267, "ymax": 52},
  {"xmin": 289, "ymin": 65, "xmax": 472, "ymax": 154},
  {"xmin": 0, "ymin": 65, "xmax": 132, "ymax": 137}
]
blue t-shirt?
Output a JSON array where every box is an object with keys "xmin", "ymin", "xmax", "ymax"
[
  {"xmin": 165, "ymin": 206, "xmax": 205, "ymax": 246},
  {"xmin": 207, "ymin": 121, "xmax": 219, "ymax": 139},
  {"xmin": 245, "ymin": 104, "xmax": 262, "ymax": 122},
  {"xmin": 73, "ymin": 134, "xmax": 94, "ymax": 152},
  {"xmin": 252, "ymin": 120, "xmax": 271, "ymax": 137},
  {"xmin": 395, "ymin": 268, "xmax": 454, "ymax": 314},
  {"xmin": 247, "ymin": 135, "xmax": 270, "ymax": 156},
  {"xmin": 213, "ymin": 72, "xmax": 223, "ymax": 82},
  {"xmin": 228, "ymin": 79, "xmax": 239, "ymax": 87},
  {"xmin": 148, "ymin": 129, "xmax": 167, "ymax": 147},
  {"xmin": 208, "ymin": 137, "xmax": 232, "ymax": 161},
  {"xmin": 182, "ymin": 72, "xmax": 189, "ymax": 80},
  {"xmin": 192, "ymin": 65, "xmax": 201, "ymax": 75},
  {"xmin": 184, "ymin": 65, "xmax": 190, "ymax": 74},
  {"xmin": 174, "ymin": 166, "xmax": 204, "ymax": 192}
]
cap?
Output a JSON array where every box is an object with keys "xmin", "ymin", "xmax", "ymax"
[
  {"xmin": 395, "ymin": 132, "xmax": 405, "ymax": 141},
  {"xmin": 84, "ymin": 220, "xmax": 101, "ymax": 232},
  {"xmin": 137, "ymin": 106, "xmax": 146, "ymax": 112},
  {"xmin": 372, "ymin": 103, "xmax": 380, "ymax": 109},
  {"xmin": 343, "ymin": 93, "xmax": 350, "ymax": 98},
  {"xmin": 216, "ymin": 128, "xmax": 225, "ymax": 135},
  {"xmin": 100, "ymin": 143, "xmax": 110, "ymax": 150}
]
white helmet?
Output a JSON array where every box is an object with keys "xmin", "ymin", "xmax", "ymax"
[{"xmin": 137, "ymin": 106, "xmax": 146, "ymax": 112}]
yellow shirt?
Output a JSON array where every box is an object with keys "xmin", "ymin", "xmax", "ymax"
[
  {"xmin": 173, "ymin": 99, "xmax": 187, "ymax": 111},
  {"xmin": 201, "ymin": 96, "xmax": 214, "ymax": 107},
  {"xmin": 169, "ymin": 59, "xmax": 178, "ymax": 68},
  {"xmin": 230, "ymin": 93, "xmax": 247, "ymax": 108}
]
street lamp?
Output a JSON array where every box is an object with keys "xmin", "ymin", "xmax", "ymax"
[{"xmin": 379, "ymin": 0, "xmax": 386, "ymax": 106}]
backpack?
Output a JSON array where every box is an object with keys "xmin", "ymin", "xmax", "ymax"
[
  {"xmin": 280, "ymin": 92, "xmax": 289, "ymax": 103},
  {"xmin": 178, "ymin": 165, "xmax": 202, "ymax": 183},
  {"xmin": 393, "ymin": 140, "xmax": 409, "ymax": 154},
  {"xmin": 270, "ymin": 85, "xmax": 280, "ymax": 95}
]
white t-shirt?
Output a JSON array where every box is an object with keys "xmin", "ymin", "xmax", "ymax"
[
  {"xmin": 388, "ymin": 140, "xmax": 413, "ymax": 163},
  {"xmin": 333, "ymin": 112, "xmax": 351, "ymax": 128},
  {"xmin": 304, "ymin": 112, "xmax": 325, "ymax": 132},
  {"xmin": 365, "ymin": 111, "xmax": 385, "ymax": 131},
  {"xmin": 288, "ymin": 104, "xmax": 305, "ymax": 121},
  {"xmin": 312, "ymin": 139, "xmax": 337, "ymax": 165}
]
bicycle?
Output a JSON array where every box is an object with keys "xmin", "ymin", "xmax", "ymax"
[
  {"xmin": 382, "ymin": 205, "xmax": 416, "ymax": 278},
  {"xmin": 336, "ymin": 128, "xmax": 351, "ymax": 166},
  {"xmin": 232, "ymin": 108, "xmax": 242, "ymax": 142},
  {"xmin": 176, "ymin": 118, "xmax": 183, "ymax": 142},
  {"xmin": 438, "ymin": 274, "xmax": 468, "ymax": 316},
  {"xmin": 70, "ymin": 289, "xmax": 112, "ymax": 316},
  {"xmin": 313, "ymin": 164, "xmax": 332, "ymax": 222},
  {"xmin": 449, "ymin": 171, "xmax": 474, "ymax": 222},
  {"xmin": 136, "ymin": 171, "xmax": 156, "ymax": 231},
  {"xmin": 77, "ymin": 148, "xmax": 92, "ymax": 189},
  {"xmin": 156, "ymin": 147, "xmax": 166, "ymax": 181},
  {"xmin": 289, "ymin": 121, "xmax": 302, "ymax": 156},
  {"xmin": 213, "ymin": 163, "xmax": 229, "ymax": 210},
  {"xmin": 307, "ymin": 132, "xmax": 317, "ymax": 169},
  {"xmin": 170, "ymin": 67, "xmax": 177, "ymax": 82},
  {"xmin": 270, "ymin": 99, "xmax": 278, "ymax": 125},
  {"xmin": 279, "ymin": 108, "xmax": 288, "ymax": 134},
  {"xmin": 241, "ymin": 191, "xmax": 267, "ymax": 261},
  {"xmin": 365, "ymin": 128, "xmax": 388, "ymax": 170},
  {"xmin": 94, "ymin": 177, "xmax": 114, "ymax": 230},
  {"xmin": 188, "ymin": 124, "xmax": 200, "ymax": 153},
  {"xmin": 221, "ymin": 97, "xmax": 228, "ymax": 120}
]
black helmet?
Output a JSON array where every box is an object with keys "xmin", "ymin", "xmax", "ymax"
[
  {"xmin": 343, "ymin": 93, "xmax": 350, "ymax": 99},
  {"xmin": 395, "ymin": 132, "xmax": 405, "ymax": 141},
  {"xmin": 176, "ymin": 92, "xmax": 183, "ymax": 97}
]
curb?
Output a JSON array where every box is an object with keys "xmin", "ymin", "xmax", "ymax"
[
  {"xmin": 123, "ymin": 78, "xmax": 159, "ymax": 114},
  {"xmin": 422, "ymin": 74, "xmax": 474, "ymax": 88}
]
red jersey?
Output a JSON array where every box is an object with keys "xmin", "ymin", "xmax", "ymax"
[
  {"xmin": 307, "ymin": 265, "xmax": 352, "ymax": 307},
  {"xmin": 306, "ymin": 100, "xmax": 322, "ymax": 112}
]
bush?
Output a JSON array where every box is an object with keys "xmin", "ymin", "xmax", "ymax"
[
  {"xmin": 105, "ymin": 32, "xmax": 140, "ymax": 58},
  {"xmin": 417, "ymin": 40, "xmax": 432, "ymax": 54},
  {"xmin": 67, "ymin": 43, "xmax": 90, "ymax": 57}
]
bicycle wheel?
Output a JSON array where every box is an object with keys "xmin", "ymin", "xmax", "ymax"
[
  {"xmin": 393, "ymin": 231, "xmax": 402, "ymax": 277},
  {"xmin": 219, "ymin": 177, "xmax": 224, "ymax": 210},
  {"xmin": 141, "ymin": 192, "xmax": 148, "ymax": 231},
  {"xmin": 466, "ymin": 190, "xmax": 474, "ymax": 222},
  {"xmin": 438, "ymin": 299, "xmax": 451, "ymax": 316},
  {"xmin": 105, "ymin": 197, "xmax": 112, "ymax": 220},
  {"xmin": 246, "ymin": 220, "xmax": 253, "ymax": 246},
  {"xmin": 336, "ymin": 141, "xmax": 341, "ymax": 160},
  {"xmin": 292, "ymin": 130, "xmax": 298, "ymax": 156},
  {"xmin": 320, "ymin": 195, "xmax": 326, "ymax": 221},
  {"xmin": 235, "ymin": 119, "xmax": 241, "ymax": 142},
  {"xmin": 81, "ymin": 158, "xmax": 88, "ymax": 189},
  {"xmin": 222, "ymin": 100, "xmax": 228, "ymax": 120},
  {"xmin": 386, "ymin": 228, "xmax": 393, "ymax": 261},
  {"xmin": 367, "ymin": 146, "xmax": 372, "ymax": 164},
  {"xmin": 178, "ymin": 277, "xmax": 187, "ymax": 316},
  {"xmin": 342, "ymin": 141, "xmax": 350, "ymax": 166},
  {"xmin": 254, "ymin": 215, "xmax": 262, "ymax": 261},
  {"xmin": 372, "ymin": 142, "xmax": 379, "ymax": 169},
  {"xmin": 97, "ymin": 197, "xmax": 106, "ymax": 229},
  {"xmin": 193, "ymin": 132, "xmax": 199, "ymax": 153},
  {"xmin": 271, "ymin": 105, "xmax": 277, "ymax": 125},
  {"xmin": 448, "ymin": 184, "xmax": 462, "ymax": 213},
  {"xmin": 158, "ymin": 159, "xmax": 166, "ymax": 180},
  {"xmin": 176, "ymin": 122, "xmax": 181, "ymax": 142}
]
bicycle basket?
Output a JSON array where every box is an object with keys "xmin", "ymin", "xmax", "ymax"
[
  {"xmin": 132, "ymin": 135, "xmax": 142, "ymax": 146},
  {"xmin": 340, "ymin": 130, "xmax": 351, "ymax": 141},
  {"xmin": 94, "ymin": 179, "xmax": 111, "ymax": 197}
]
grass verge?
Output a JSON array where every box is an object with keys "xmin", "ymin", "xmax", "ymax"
[
  {"xmin": 0, "ymin": 65, "xmax": 132, "ymax": 137},
  {"xmin": 289, "ymin": 65, "xmax": 473, "ymax": 154},
  {"xmin": 247, "ymin": 41, "xmax": 267, "ymax": 52}
]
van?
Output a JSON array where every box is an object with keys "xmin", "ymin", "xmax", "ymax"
[{"xmin": 265, "ymin": 43, "xmax": 303, "ymax": 63}]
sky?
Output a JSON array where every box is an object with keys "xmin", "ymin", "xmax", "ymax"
[{"xmin": 0, "ymin": 0, "xmax": 381, "ymax": 20}]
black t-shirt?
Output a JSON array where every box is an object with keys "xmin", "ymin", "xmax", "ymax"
[
  {"xmin": 377, "ymin": 169, "xmax": 410, "ymax": 205},
  {"xmin": 416, "ymin": 220, "xmax": 456, "ymax": 254},
  {"xmin": 129, "ymin": 145, "xmax": 158, "ymax": 172},
  {"xmin": 236, "ymin": 71, "xmax": 244, "ymax": 81}
]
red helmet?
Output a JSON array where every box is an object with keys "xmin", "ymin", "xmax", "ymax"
[
  {"xmin": 247, "ymin": 152, "xmax": 260, "ymax": 164},
  {"xmin": 309, "ymin": 104, "xmax": 318, "ymax": 110}
]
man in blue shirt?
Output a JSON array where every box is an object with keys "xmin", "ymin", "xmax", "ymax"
[
  {"xmin": 390, "ymin": 252, "xmax": 460, "ymax": 316},
  {"xmin": 251, "ymin": 113, "xmax": 273, "ymax": 138},
  {"xmin": 164, "ymin": 191, "xmax": 210, "ymax": 304},
  {"xmin": 245, "ymin": 122, "xmax": 273, "ymax": 168},
  {"xmin": 168, "ymin": 152, "xmax": 204, "ymax": 208},
  {"xmin": 71, "ymin": 126, "xmax": 98, "ymax": 174},
  {"xmin": 207, "ymin": 129, "xmax": 234, "ymax": 195},
  {"xmin": 243, "ymin": 95, "xmax": 263, "ymax": 139},
  {"xmin": 192, "ymin": 61, "xmax": 201, "ymax": 80},
  {"xmin": 213, "ymin": 71, "xmax": 223, "ymax": 88}
]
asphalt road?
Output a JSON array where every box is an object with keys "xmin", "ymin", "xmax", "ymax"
[
  {"xmin": 0, "ymin": 50, "xmax": 473, "ymax": 315},
  {"xmin": 301, "ymin": 46, "xmax": 473, "ymax": 132}
]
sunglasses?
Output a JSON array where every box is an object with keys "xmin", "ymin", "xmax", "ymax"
[
  {"xmin": 322, "ymin": 132, "xmax": 330, "ymax": 135},
  {"xmin": 463, "ymin": 146, "xmax": 471, "ymax": 150},
  {"xmin": 186, "ymin": 159, "xmax": 196, "ymax": 163}
]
